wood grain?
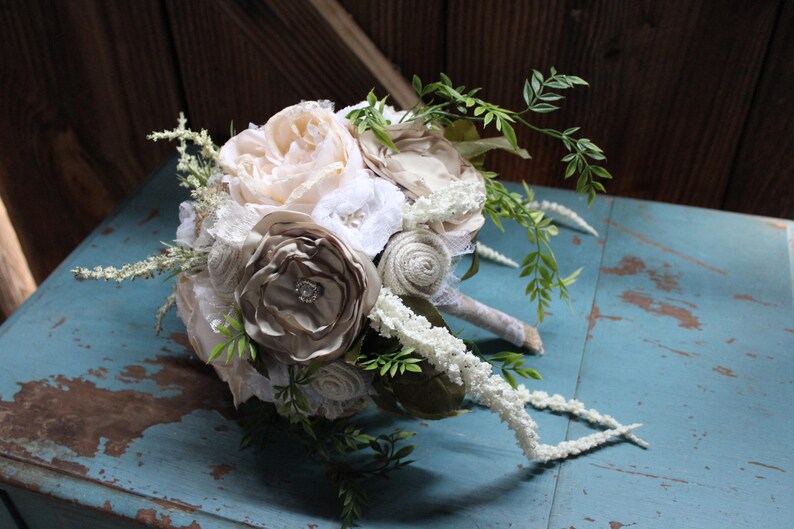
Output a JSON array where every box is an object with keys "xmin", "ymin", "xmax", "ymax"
[
  {"xmin": 165, "ymin": 0, "xmax": 401, "ymax": 139},
  {"xmin": 723, "ymin": 0, "xmax": 794, "ymax": 218},
  {"xmin": 0, "ymin": 0, "xmax": 183, "ymax": 281},
  {"xmin": 340, "ymin": 0, "xmax": 445, "ymax": 92},
  {"xmin": 445, "ymin": 1, "xmax": 780, "ymax": 209},
  {"xmin": 0, "ymin": 194, "xmax": 35, "ymax": 321}
]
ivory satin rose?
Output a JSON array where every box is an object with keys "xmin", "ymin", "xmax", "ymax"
[
  {"xmin": 358, "ymin": 122, "xmax": 486, "ymax": 238},
  {"xmin": 235, "ymin": 211, "xmax": 380, "ymax": 365},
  {"xmin": 218, "ymin": 101, "xmax": 364, "ymax": 214}
]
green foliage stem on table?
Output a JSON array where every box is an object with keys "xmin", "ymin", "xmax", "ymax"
[{"xmin": 239, "ymin": 379, "xmax": 417, "ymax": 529}]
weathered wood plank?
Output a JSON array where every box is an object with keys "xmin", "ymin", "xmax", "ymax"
[
  {"xmin": 0, "ymin": 196, "xmax": 35, "ymax": 321},
  {"xmin": 445, "ymin": 0, "xmax": 780, "ymax": 210},
  {"xmin": 340, "ymin": 0, "xmax": 445, "ymax": 90},
  {"xmin": 724, "ymin": 0, "xmax": 794, "ymax": 219},
  {"xmin": 165, "ymin": 0, "xmax": 403, "ymax": 139},
  {"xmin": 0, "ymin": 0, "xmax": 183, "ymax": 281},
  {"xmin": 548, "ymin": 198, "xmax": 794, "ymax": 528}
]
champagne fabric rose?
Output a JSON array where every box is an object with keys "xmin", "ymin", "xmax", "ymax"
[
  {"xmin": 358, "ymin": 122, "xmax": 486, "ymax": 238},
  {"xmin": 219, "ymin": 101, "xmax": 364, "ymax": 214},
  {"xmin": 236, "ymin": 211, "xmax": 380, "ymax": 364}
]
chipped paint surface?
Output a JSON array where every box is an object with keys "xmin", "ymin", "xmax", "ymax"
[
  {"xmin": 1, "ymin": 172, "xmax": 792, "ymax": 528},
  {"xmin": 0, "ymin": 355, "xmax": 230, "ymax": 466},
  {"xmin": 620, "ymin": 290, "xmax": 701, "ymax": 329},
  {"xmin": 602, "ymin": 255, "xmax": 681, "ymax": 292},
  {"xmin": 604, "ymin": 219, "xmax": 728, "ymax": 275},
  {"xmin": 210, "ymin": 464, "xmax": 235, "ymax": 480}
]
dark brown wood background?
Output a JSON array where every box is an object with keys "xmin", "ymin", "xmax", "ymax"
[{"xmin": 1, "ymin": 0, "xmax": 792, "ymax": 315}]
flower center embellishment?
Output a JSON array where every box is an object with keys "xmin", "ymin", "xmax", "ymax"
[{"xmin": 295, "ymin": 278, "xmax": 323, "ymax": 303}]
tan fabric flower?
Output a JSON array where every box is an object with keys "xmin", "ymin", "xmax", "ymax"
[
  {"xmin": 358, "ymin": 122, "xmax": 485, "ymax": 237},
  {"xmin": 218, "ymin": 101, "xmax": 364, "ymax": 214},
  {"xmin": 235, "ymin": 211, "xmax": 380, "ymax": 364}
]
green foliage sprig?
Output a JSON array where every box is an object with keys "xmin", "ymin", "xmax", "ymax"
[
  {"xmin": 328, "ymin": 430, "xmax": 416, "ymax": 529},
  {"xmin": 208, "ymin": 308, "xmax": 259, "ymax": 364},
  {"xmin": 238, "ymin": 398, "xmax": 416, "ymax": 529},
  {"xmin": 351, "ymin": 71, "xmax": 608, "ymax": 320},
  {"xmin": 357, "ymin": 346, "xmax": 424, "ymax": 377},
  {"xmin": 346, "ymin": 91, "xmax": 401, "ymax": 151},
  {"xmin": 482, "ymin": 176, "xmax": 581, "ymax": 320},
  {"xmin": 273, "ymin": 363, "xmax": 324, "ymax": 439},
  {"xmin": 465, "ymin": 339, "xmax": 542, "ymax": 390}
]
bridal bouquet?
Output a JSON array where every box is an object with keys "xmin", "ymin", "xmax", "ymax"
[{"xmin": 74, "ymin": 72, "xmax": 646, "ymax": 528}]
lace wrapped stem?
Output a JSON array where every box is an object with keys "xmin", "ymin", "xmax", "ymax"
[{"xmin": 438, "ymin": 290, "xmax": 543, "ymax": 354}]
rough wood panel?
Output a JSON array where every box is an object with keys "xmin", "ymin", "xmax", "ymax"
[
  {"xmin": 340, "ymin": 0, "xmax": 445, "ymax": 92},
  {"xmin": 0, "ymin": 0, "xmax": 182, "ymax": 281},
  {"xmin": 2, "ymin": 163, "xmax": 792, "ymax": 527},
  {"xmin": 0, "ymin": 195, "xmax": 35, "ymax": 322},
  {"xmin": 723, "ymin": 0, "xmax": 794, "ymax": 218},
  {"xmin": 445, "ymin": 0, "xmax": 779, "ymax": 210},
  {"xmin": 165, "ymin": 0, "xmax": 399, "ymax": 139}
]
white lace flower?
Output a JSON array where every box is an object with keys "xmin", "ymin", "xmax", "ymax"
[
  {"xmin": 175, "ymin": 201, "xmax": 198, "ymax": 248},
  {"xmin": 311, "ymin": 171, "xmax": 404, "ymax": 258}
]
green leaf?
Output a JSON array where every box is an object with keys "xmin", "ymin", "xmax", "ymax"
[
  {"xmin": 452, "ymin": 137, "xmax": 531, "ymax": 160},
  {"xmin": 412, "ymin": 74, "xmax": 422, "ymax": 94},
  {"xmin": 460, "ymin": 246, "xmax": 480, "ymax": 280},
  {"xmin": 501, "ymin": 121, "xmax": 518, "ymax": 150},
  {"xmin": 209, "ymin": 342, "xmax": 226, "ymax": 363}
]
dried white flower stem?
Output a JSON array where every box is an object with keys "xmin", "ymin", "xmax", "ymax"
[
  {"xmin": 520, "ymin": 389, "xmax": 649, "ymax": 448},
  {"xmin": 529, "ymin": 200, "xmax": 599, "ymax": 237},
  {"xmin": 154, "ymin": 288, "xmax": 177, "ymax": 335},
  {"xmin": 72, "ymin": 247, "xmax": 206, "ymax": 283},
  {"xmin": 148, "ymin": 112, "xmax": 219, "ymax": 162},
  {"xmin": 438, "ymin": 291, "xmax": 543, "ymax": 354},
  {"xmin": 475, "ymin": 242, "xmax": 519, "ymax": 268},
  {"xmin": 368, "ymin": 288, "xmax": 645, "ymax": 462}
]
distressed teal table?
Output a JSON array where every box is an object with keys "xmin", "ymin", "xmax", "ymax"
[{"xmin": 0, "ymin": 159, "xmax": 791, "ymax": 529}]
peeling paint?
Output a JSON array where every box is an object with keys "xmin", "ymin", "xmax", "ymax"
[
  {"xmin": 137, "ymin": 209, "xmax": 160, "ymax": 225},
  {"xmin": 101, "ymin": 226, "xmax": 115, "ymax": 235},
  {"xmin": 135, "ymin": 508, "xmax": 202, "ymax": 528},
  {"xmin": 734, "ymin": 294, "xmax": 777, "ymax": 307},
  {"xmin": 591, "ymin": 463, "xmax": 688, "ymax": 483},
  {"xmin": 210, "ymin": 464, "xmax": 235, "ymax": 480},
  {"xmin": 604, "ymin": 219, "xmax": 728, "ymax": 275},
  {"xmin": 644, "ymin": 338, "xmax": 699, "ymax": 358},
  {"xmin": 571, "ymin": 235, "xmax": 581, "ymax": 245},
  {"xmin": 117, "ymin": 365, "xmax": 147, "ymax": 383},
  {"xmin": 748, "ymin": 461, "xmax": 785, "ymax": 472},
  {"xmin": 0, "ymin": 355, "xmax": 231, "ymax": 471},
  {"xmin": 52, "ymin": 317, "xmax": 66, "ymax": 329},
  {"xmin": 621, "ymin": 290, "xmax": 701, "ymax": 329},
  {"xmin": 586, "ymin": 304, "xmax": 623, "ymax": 336},
  {"xmin": 713, "ymin": 366, "xmax": 737, "ymax": 378}
]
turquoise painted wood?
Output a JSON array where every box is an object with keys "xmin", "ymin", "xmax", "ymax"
[{"xmin": 0, "ymin": 158, "xmax": 791, "ymax": 529}]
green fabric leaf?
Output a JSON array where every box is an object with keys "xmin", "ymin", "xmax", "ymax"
[{"xmin": 452, "ymin": 137, "xmax": 530, "ymax": 160}]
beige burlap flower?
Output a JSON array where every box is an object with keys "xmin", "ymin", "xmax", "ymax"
[
  {"xmin": 358, "ymin": 122, "xmax": 485, "ymax": 238},
  {"xmin": 235, "ymin": 211, "xmax": 380, "ymax": 364},
  {"xmin": 377, "ymin": 228, "xmax": 451, "ymax": 299}
]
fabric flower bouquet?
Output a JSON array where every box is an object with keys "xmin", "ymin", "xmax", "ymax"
[{"xmin": 74, "ymin": 72, "xmax": 646, "ymax": 528}]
